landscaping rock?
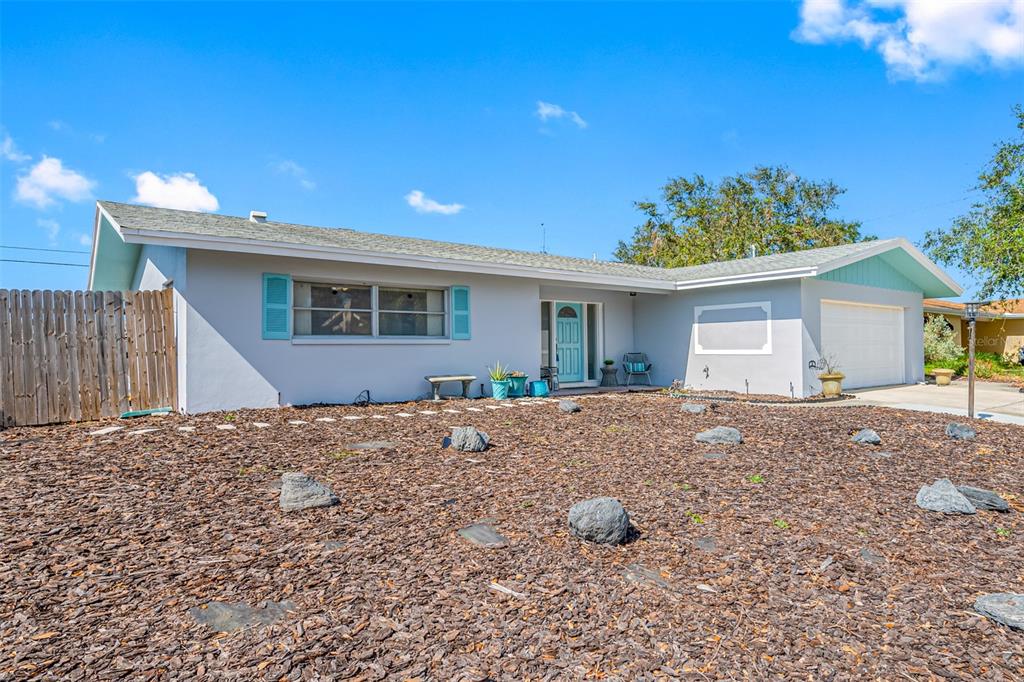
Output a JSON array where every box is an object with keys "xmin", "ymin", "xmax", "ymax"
[
  {"xmin": 956, "ymin": 485, "xmax": 1010, "ymax": 512},
  {"xmin": 916, "ymin": 478, "xmax": 976, "ymax": 514},
  {"xmin": 859, "ymin": 548, "xmax": 886, "ymax": 564},
  {"xmin": 695, "ymin": 426, "xmax": 742, "ymax": 445},
  {"xmin": 703, "ymin": 452, "xmax": 727, "ymax": 461},
  {"xmin": 946, "ymin": 422, "xmax": 976, "ymax": 441},
  {"xmin": 974, "ymin": 593, "xmax": 1024, "ymax": 631},
  {"xmin": 851, "ymin": 428, "xmax": 881, "ymax": 445},
  {"xmin": 189, "ymin": 600, "xmax": 295, "ymax": 632},
  {"xmin": 694, "ymin": 537, "xmax": 717, "ymax": 552},
  {"xmin": 450, "ymin": 426, "xmax": 489, "ymax": 452},
  {"xmin": 568, "ymin": 497, "xmax": 630, "ymax": 545},
  {"xmin": 279, "ymin": 472, "xmax": 339, "ymax": 511},
  {"xmin": 457, "ymin": 523, "xmax": 508, "ymax": 548},
  {"xmin": 345, "ymin": 440, "xmax": 396, "ymax": 450},
  {"xmin": 867, "ymin": 451, "xmax": 894, "ymax": 459},
  {"xmin": 623, "ymin": 563, "xmax": 673, "ymax": 590},
  {"xmin": 558, "ymin": 400, "xmax": 582, "ymax": 413},
  {"xmin": 680, "ymin": 403, "xmax": 706, "ymax": 415}
]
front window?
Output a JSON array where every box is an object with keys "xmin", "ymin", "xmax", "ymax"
[{"xmin": 293, "ymin": 281, "xmax": 447, "ymax": 338}]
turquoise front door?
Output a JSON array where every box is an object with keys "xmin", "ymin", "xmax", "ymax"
[{"xmin": 555, "ymin": 302, "xmax": 584, "ymax": 383}]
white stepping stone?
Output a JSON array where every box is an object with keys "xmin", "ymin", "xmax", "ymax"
[
  {"xmin": 89, "ymin": 426, "xmax": 123, "ymax": 436},
  {"xmin": 288, "ymin": 420, "xmax": 308, "ymax": 425},
  {"xmin": 465, "ymin": 407, "xmax": 484, "ymax": 412},
  {"xmin": 342, "ymin": 415, "xmax": 365, "ymax": 421},
  {"xmin": 418, "ymin": 410, "xmax": 438, "ymax": 415},
  {"xmin": 251, "ymin": 422, "xmax": 270, "ymax": 428},
  {"xmin": 178, "ymin": 426, "xmax": 196, "ymax": 432},
  {"xmin": 395, "ymin": 413, "xmax": 414, "ymax": 418},
  {"xmin": 129, "ymin": 428, "xmax": 160, "ymax": 435},
  {"xmin": 442, "ymin": 409, "xmax": 461, "ymax": 414},
  {"xmin": 315, "ymin": 417, "xmax": 336, "ymax": 422},
  {"xmin": 485, "ymin": 405, "xmax": 502, "ymax": 410},
  {"xmin": 370, "ymin": 415, "xmax": 388, "ymax": 419},
  {"xmin": 216, "ymin": 424, "xmax": 236, "ymax": 431}
]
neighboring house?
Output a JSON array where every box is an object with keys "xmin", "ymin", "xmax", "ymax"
[
  {"xmin": 924, "ymin": 298, "xmax": 1024, "ymax": 358},
  {"xmin": 88, "ymin": 201, "xmax": 962, "ymax": 413}
]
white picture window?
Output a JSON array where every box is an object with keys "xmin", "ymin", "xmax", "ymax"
[
  {"xmin": 293, "ymin": 281, "xmax": 447, "ymax": 338},
  {"xmin": 694, "ymin": 301, "xmax": 772, "ymax": 355}
]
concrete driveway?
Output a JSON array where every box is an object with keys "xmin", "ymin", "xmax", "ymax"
[{"xmin": 851, "ymin": 381, "xmax": 1024, "ymax": 425}]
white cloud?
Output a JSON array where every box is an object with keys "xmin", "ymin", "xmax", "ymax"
[
  {"xmin": 132, "ymin": 171, "xmax": 219, "ymax": 212},
  {"xmin": 77, "ymin": 233, "xmax": 92, "ymax": 247},
  {"xmin": 37, "ymin": 219, "xmax": 60, "ymax": 245},
  {"xmin": 2, "ymin": 133, "xmax": 30, "ymax": 162},
  {"xmin": 15, "ymin": 156, "xmax": 96, "ymax": 208},
  {"xmin": 48, "ymin": 120, "xmax": 70, "ymax": 132},
  {"xmin": 793, "ymin": 0, "xmax": 1024, "ymax": 81},
  {"xmin": 404, "ymin": 189, "xmax": 465, "ymax": 215},
  {"xmin": 536, "ymin": 101, "xmax": 588, "ymax": 129},
  {"xmin": 271, "ymin": 159, "xmax": 315, "ymax": 190}
]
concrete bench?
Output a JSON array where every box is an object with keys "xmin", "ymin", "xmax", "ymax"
[{"xmin": 424, "ymin": 374, "xmax": 477, "ymax": 401}]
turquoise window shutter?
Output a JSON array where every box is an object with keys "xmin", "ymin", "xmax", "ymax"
[
  {"xmin": 262, "ymin": 273, "xmax": 292, "ymax": 340},
  {"xmin": 451, "ymin": 286, "xmax": 470, "ymax": 340}
]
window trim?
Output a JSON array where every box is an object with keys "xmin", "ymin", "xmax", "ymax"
[
  {"xmin": 291, "ymin": 279, "xmax": 450, "ymax": 340},
  {"xmin": 693, "ymin": 300, "xmax": 772, "ymax": 355}
]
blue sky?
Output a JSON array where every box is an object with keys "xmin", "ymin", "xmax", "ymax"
[{"xmin": 1, "ymin": 1, "xmax": 1022, "ymax": 296}]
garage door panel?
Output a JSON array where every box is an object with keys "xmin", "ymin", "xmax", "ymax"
[{"xmin": 821, "ymin": 301, "xmax": 905, "ymax": 390}]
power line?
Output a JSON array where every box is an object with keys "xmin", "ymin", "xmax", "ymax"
[
  {"xmin": 0, "ymin": 245, "xmax": 90, "ymax": 255},
  {"xmin": 0, "ymin": 259, "xmax": 89, "ymax": 268}
]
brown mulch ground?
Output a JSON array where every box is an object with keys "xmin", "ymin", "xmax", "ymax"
[{"xmin": 1, "ymin": 394, "xmax": 1022, "ymax": 680}]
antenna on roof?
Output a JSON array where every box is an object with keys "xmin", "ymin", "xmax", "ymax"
[{"xmin": 541, "ymin": 223, "xmax": 546, "ymax": 253}]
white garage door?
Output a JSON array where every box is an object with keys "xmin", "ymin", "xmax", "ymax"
[{"xmin": 820, "ymin": 301, "xmax": 905, "ymax": 389}]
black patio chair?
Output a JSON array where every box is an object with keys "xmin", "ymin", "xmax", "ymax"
[{"xmin": 622, "ymin": 352, "xmax": 653, "ymax": 386}]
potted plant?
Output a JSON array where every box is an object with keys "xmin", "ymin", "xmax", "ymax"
[
  {"xmin": 600, "ymin": 359, "xmax": 618, "ymax": 387},
  {"xmin": 507, "ymin": 370, "xmax": 528, "ymax": 397},
  {"xmin": 931, "ymin": 367, "xmax": 955, "ymax": 386},
  {"xmin": 817, "ymin": 354, "xmax": 844, "ymax": 398},
  {"xmin": 489, "ymin": 362, "xmax": 512, "ymax": 400}
]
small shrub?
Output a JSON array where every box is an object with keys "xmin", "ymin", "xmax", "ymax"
[
  {"xmin": 996, "ymin": 527, "xmax": 1012, "ymax": 538},
  {"xmin": 923, "ymin": 314, "xmax": 963, "ymax": 364},
  {"xmin": 772, "ymin": 519, "xmax": 790, "ymax": 530},
  {"xmin": 685, "ymin": 511, "xmax": 704, "ymax": 524},
  {"xmin": 747, "ymin": 474, "xmax": 765, "ymax": 484}
]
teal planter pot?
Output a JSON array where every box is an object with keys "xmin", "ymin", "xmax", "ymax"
[
  {"xmin": 508, "ymin": 375, "xmax": 528, "ymax": 397},
  {"xmin": 490, "ymin": 379, "xmax": 512, "ymax": 400},
  {"xmin": 529, "ymin": 380, "xmax": 549, "ymax": 397}
]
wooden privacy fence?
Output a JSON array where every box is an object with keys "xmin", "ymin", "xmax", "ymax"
[{"xmin": 0, "ymin": 289, "xmax": 177, "ymax": 427}]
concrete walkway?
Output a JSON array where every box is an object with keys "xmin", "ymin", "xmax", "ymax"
[{"xmin": 851, "ymin": 381, "xmax": 1024, "ymax": 425}]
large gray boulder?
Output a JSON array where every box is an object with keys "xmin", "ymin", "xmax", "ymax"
[
  {"xmin": 680, "ymin": 403, "xmax": 707, "ymax": 415},
  {"xmin": 279, "ymin": 473, "xmax": 339, "ymax": 511},
  {"xmin": 946, "ymin": 422, "xmax": 976, "ymax": 441},
  {"xmin": 450, "ymin": 426, "xmax": 489, "ymax": 452},
  {"xmin": 558, "ymin": 400, "xmax": 582, "ymax": 414},
  {"xmin": 974, "ymin": 593, "xmax": 1024, "ymax": 630},
  {"xmin": 915, "ymin": 478, "xmax": 976, "ymax": 514},
  {"xmin": 568, "ymin": 497, "xmax": 630, "ymax": 545},
  {"xmin": 851, "ymin": 428, "xmax": 881, "ymax": 445},
  {"xmin": 695, "ymin": 426, "xmax": 742, "ymax": 445},
  {"xmin": 956, "ymin": 485, "xmax": 1010, "ymax": 512}
]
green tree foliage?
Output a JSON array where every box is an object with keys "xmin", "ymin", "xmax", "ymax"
[
  {"xmin": 923, "ymin": 314, "xmax": 963, "ymax": 363},
  {"xmin": 924, "ymin": 106, "xmax": 1024, "ymax": 301},
  {"xmin": 614, "ymin": 166, "xmax": 869, "ymax": 267}
]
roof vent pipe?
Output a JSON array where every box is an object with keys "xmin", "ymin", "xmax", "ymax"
[{"xmin": 249, "ymin": 211, "xmax": 267, "ymax": 223}]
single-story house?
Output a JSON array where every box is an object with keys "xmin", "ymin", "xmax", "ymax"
[
  {"xmin": 924, "ymin": 298, "xmax": 1024, "ymax": 358},
  {"xmin": 88, "ymin": 200, "xmax": 962, "ymax": 413}
]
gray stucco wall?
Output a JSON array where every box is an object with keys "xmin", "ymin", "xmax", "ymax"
[
  {"xmin": 799, "ymin": 278, "xmax": 924, "ymax": 395},
  {"xmin": 178, "ymin": 251, "xmax": 636, "ymax": 413},
  {"xmin": 130, "ymin": 244, "xmax": 188, "ymax": 409},
  {"xmin": 635, "ymin": 280, "xmax": 805, "ymax": 396}
]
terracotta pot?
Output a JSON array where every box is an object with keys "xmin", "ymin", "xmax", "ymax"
[
  {"xmin": 818, "ymin": 372, "xmax": 845, "ymax": 398},
  {"xmin": 932, "ymin": 368, "xmax": 955, "ymax": 386}
]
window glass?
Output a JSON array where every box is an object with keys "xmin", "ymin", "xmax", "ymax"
[
  {"xmin": 295, "ymin": 309, "xmax": 372, "ymax": 336},
  {"xmin": 294, "ymin": 282, "xmax": 371, "ymax": 310},
  {"xmin": 379, "ymin": 287, "xmax": 444, "ymax": 312},
  {"xmin": 557, "ymin": 305, "xmax": 578, "ymax": 318},
  {"xmin": 379, "ymin": 312, "xmax": 444, "ymax": 337}
]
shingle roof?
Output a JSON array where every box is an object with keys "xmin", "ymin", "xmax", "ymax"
[{"xmin": 98, "ymin": 200, "xmax": 897, "ymax": 284}]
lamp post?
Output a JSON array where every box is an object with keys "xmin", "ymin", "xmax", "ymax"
[{"xmin": 963, "ymin": 301, "xmax": 982, "ymax": 418}]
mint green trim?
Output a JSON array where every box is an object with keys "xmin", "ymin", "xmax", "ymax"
[
  {"xmin": 816, "ymin": 253, "xmax": 923, "ymax": 294},
  {"xmin": 262, "ymin": 273, "xmax": 292, "ymax": 339},
  {"xmin": 91, "ymin": 214, "xmax": 141, "ymax": 291},
  {"xmin": 120, "ymin": 407, "xmax": 172, "ymax": 418}
]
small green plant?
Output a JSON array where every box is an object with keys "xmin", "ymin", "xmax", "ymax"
[
  {"xmin": 772, "ymin": 519, "xmax": 790, "ymax": 530},
  {"xmin": 747, "ymin": 474, "xmax": 765, "ymax": 484},
  {"xmin": 328, "ymin": 450, "xmax": 359, "ymax": 460},
  {"xmin": 996, "ymin": 527, "xmax": 1012, "ymax": 538},
  {"xmin": 605, "ymin": 424, "xmax": 623, "ymax": 433},
  {"xmin": 603, "ymin": 358, "xmax": 615, "ymax": 366},
  {"xmin": 224, "ymin": 413, "xmax": 237, "ymax": 422},
  {"xmin": 685, "ymin": 510, "xmax": 704, "ymax": 524},
  {"xmin": 488, "ymin": 362, "xmax": 509, "ymax": 381},
  {"xmin": 679, "ymin": 482, "xmax": 694, "ymax": 491},
  {"xmin": 520, "ymin": 500, "xmax": 535, "ymax": 509}
]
